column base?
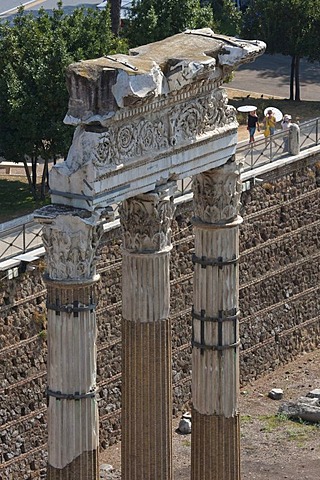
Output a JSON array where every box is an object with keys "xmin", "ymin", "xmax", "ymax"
[
  {"xmin": 47, "ymin": 450, "xmax": 98, "ymax": 480},
  {"xmin": 191, "ymin": 408, "xmax": 240, "ymax": 480}
]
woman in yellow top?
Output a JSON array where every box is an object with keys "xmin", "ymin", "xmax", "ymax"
[{"xmin": 263, "ymin": 109, "xmax": 276, "ymax": 137}]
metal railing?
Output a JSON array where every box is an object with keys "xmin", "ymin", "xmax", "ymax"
[
  {"xmin": 237, "ymin": 131, "xmax": 287, "ymax": 171},
  {"xmin": 299, "ymin": 117, "xmax": 319, "ymax": 150},
  {"xmin": 0, "ymin": 118, "xmax": 319, "ymax": 263},
  {"xmin": 0, "ymin": 219, "xmax": 43, "ymax": 263},
  {"xmin": 236, "ymin": 117, "xmax": 320, "ymax": 172}
]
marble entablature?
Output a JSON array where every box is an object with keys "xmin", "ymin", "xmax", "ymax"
[{"xmin": 50, "ymin": 29, "xmax": 265, "ymax": 211}]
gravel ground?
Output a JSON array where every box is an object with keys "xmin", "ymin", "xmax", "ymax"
[{"xmin": 100, "ymin": 348, "xmax": 320, "ymax": 480}]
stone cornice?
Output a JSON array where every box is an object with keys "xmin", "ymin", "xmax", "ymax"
[{"xmin": 64, "ymin": 28, "xmax": 265, "ymax": 127}]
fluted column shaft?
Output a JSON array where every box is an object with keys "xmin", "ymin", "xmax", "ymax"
[
  {"xmin": 191, "ymin": 159, "xmax": 242, "ymax": 480},
  {"xmin": 120, "ymin": 184, "xmax": 176, "ymax": 480},
  {"xmin": 46, "ymin": 280, "xmax": 99, "ymax": 480},
  {"xmin": 38, "ymin": 208, "xmax": 103, "ymax": 480}
]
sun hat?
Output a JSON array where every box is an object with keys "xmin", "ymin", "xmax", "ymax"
[{"xmin": 283, "ymin": 114, "xmax": 292, "ymax": 120}]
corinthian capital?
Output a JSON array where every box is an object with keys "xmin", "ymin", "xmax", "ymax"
[
  {"xmin": 35, "ymin": 206, "xmax": 104, "ymax": 282},
  {"xmin": 119, "ymin": 183, "xmax": 176, "ymax": 253},
  {"xmin": 192, "ymin": 157, "xmax": 242, "ymax": 224}
]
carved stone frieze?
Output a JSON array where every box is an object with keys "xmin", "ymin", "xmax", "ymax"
[
  {"xmin": 84, "ymin": 88, "xmax": 236, "ymax": 169},
  {"xmin": 50, "ymin": 29, "xmax": 265, "ymax": 210},
  {"xmin": 192, "ymin": 157, "xmax": 242, "ymax": 224},
  {"xmin": 119, "ymin": 184, "xmax": 176, "ymax": 253},
  {"xmin": 92, "ymin": 118, "xmax": 169, "ymax": 168},
  {"xmin": 38, "ymin": 207, "xmax": 104, "ymax": 281},
  {"xmin": 169, "ymin": 89, "xmax": 236, "ymax": 145}
]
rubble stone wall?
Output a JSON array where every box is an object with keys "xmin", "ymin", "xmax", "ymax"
[{"xmin": 1, "ymin": 153, "xmax": 319, "ymax": 478}]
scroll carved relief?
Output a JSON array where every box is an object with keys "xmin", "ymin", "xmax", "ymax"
[
  {"xmin": 41, "ymin": 212, "xmax": 103, "ymax": 281},
  {"xmin": 192, "ymin": 158, "xmax": 242, "ymax": 224},
  {"xmin": 90, "ymin": 88, "xmax": 236, "ymax": 168},
  {"xmin": 169, "ymin": 89, "xmax": 236, "ymax": 144},
  {"xmin": 92, "ymin": 118, "xmax": 169, "ymax": 167},
  {"xmin": 119, "ymin": 186, "xmax": 176, "ymax": 253}
]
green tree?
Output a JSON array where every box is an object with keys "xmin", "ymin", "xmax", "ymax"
[
  {"xmin": 125, "ymin": 0, "xmax": 214, "ymax": 47},
  {"xmin": 0, "ymin": 3, "xmax": 127, "ymax": 199},
  {"xmin": 242, "ymin": 0, "xmax": 320, "ymax": 101},
  {"xmin": 204, "ymin": 0, "xmax": 242, "ymax": 36}
]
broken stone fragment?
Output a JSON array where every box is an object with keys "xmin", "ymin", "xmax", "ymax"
[
  {"xmin": 100, "ymin": 463, "xmax": 114, "ymax": 479},
  {"xmin": 306, "ymin": 389, "xmax": 320, "ymax": 399},
  {"xmin": 268, "ymin": 388, "xmax": 284, "ymax": 400},
  {"xmin": 178, "ymin": 411, "xmax": 192, "ymax": 434},
  {"xmin": 278, "ymin": 396, "xmax": 320, "ymax": 423}
]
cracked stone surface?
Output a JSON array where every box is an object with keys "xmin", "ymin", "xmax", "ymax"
[{"xmin": 64, "ymin": 28, "xmax": 265, "ymax": 126}]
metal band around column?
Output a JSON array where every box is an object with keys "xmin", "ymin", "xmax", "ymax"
[
  {"xmin": 192, "ymin": 308, "xmax": 240, "ymax": 354},
  {"xmin": 192, "ymin": 254, "xmax": 239, "ymax": 269},
  {"xmin": 46, "ymin": 300, "xmax": 96, "ymax": 316},
  {"xmin": 46, "ymin": 388, "xmax": 96, "ymax": 401}
]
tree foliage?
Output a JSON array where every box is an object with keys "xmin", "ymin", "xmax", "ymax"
[
  {"xmin": 204, "ymin": 0, "xmax": 242, "ymax": 36},
  {"xmin": 242, "ymin": 0, "xmax": 320, "ymax": 101},
  {"xmin": 0, "ymin": 2, "xmax": 127, "ymax": 198},
  {"xmin": 124, "ymin": 0, "xmax": 214, "ymax": 47}
]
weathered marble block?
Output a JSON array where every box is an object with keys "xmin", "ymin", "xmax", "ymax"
[{"xmin": 50, "ymin": 28, "xmax": 265, "ymax": 210}]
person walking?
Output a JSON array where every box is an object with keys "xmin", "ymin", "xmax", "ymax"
[
  {"xmin": 247, "ymin": 108, "xmax": 260, "ymax": 143},
  {"xmin": 263, "ymin": 109, "xmax": 276, "ymax": 140}
]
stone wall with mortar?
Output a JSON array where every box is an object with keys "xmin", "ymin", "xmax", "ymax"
[{"xmin": 0, "ymin": 153, "xmax": 319, "ymax": 478}]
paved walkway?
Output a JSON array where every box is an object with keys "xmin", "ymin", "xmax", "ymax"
[{"xmin": 225, "ymin": 54, "xmax": 320, "ymax": 101}]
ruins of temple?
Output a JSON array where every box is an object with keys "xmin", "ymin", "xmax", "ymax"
[{"xmin": 35, "ymin": 28, "xmax": 265, "ymax": 480}]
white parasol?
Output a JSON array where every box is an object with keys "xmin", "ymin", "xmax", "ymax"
[
  {"xmin": 237, "ymin": 105, "xmax": 257, "ymax": 112},
  {"xmin": 264, "ymin": 107, "xmax": 283, "ymax": 122}
]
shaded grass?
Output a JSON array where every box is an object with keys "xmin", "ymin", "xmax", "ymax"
[
  {"xmin": 0, "ymin": 176, "xmax": 49, "ymax": 223},
  {"xmin": 258, "ymin": 413, "xmax": 289, "ymax": 432}
]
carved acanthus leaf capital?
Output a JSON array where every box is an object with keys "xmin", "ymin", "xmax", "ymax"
[
  {"xmin": 39, "ymin": 208, "xmax": 104, "ymax": 281},
  {"xmin": 192, "ymin": 158, "xmax": 242, "ymax": 224},
  {"xmin": 119, "ymin": 184, "xmax": 176, "ymax": 253}
]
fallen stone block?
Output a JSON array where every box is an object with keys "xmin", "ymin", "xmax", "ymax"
[
  {"xmin": 268, "ymin": 388, "xmax": 284, "ymax": 400},
  {"xmin": 279, "ymin": 397, "xmax": 320, "ymax": 423},
  {"xmin": 178, "ymin": 411, "xmax": 192, "ymax": 434}
]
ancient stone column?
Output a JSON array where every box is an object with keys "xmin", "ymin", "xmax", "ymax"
[
  {"xmin": 191, "ymin": 158, "xmax": 242, "ymax": 480},
  {"xmin": 36, "ymin": 206, "xmax": 103, "ymax": 480},
  {"xmin": 119, "ymin": 183, "xmax": 176, "ymax": 480}
]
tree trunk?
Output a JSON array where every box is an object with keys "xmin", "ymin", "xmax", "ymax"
[
  {"xmin": 31, "ymin": 156, "xmax": 38, "ymax": 199},
  {"xmin": 40, "ymin": 158, "xmax": 48, "ymax": 200},
  {"xmin": 110, "ymin": 0, "xmax": 121, "ymax": 35},
  {"xmin": 23, "ymin": 158, "xmax": 37, "ymax": 199},
  {"xmin": 290, "ymin": 55, "xmax": 295, "ymax": 101},
  {"xmin": 294, "ymin": 55, "xmax": 301, "ymax": 101}
]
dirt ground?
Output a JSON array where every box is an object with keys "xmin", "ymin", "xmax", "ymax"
[{"xmin": 101, "ymin": 347, "xmax": 320, "ymax": 479}]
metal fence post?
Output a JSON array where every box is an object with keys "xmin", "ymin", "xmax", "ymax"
[{"xmin": 22, "ymin": 224, "xmax": 26, "ymax": 253}]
